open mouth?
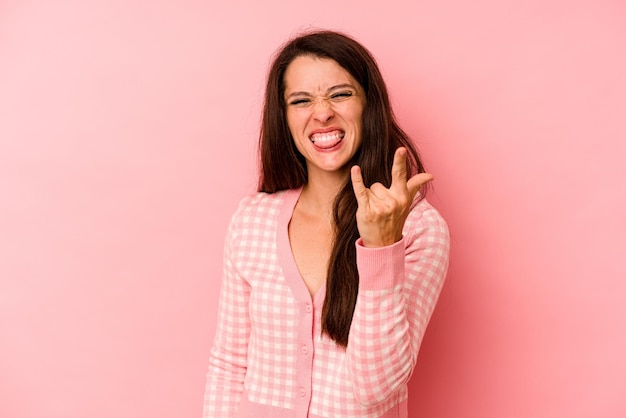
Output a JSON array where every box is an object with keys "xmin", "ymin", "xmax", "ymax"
[{"xmin": 310, "ymin": 130, "xmax": 344, "ymax": 149}]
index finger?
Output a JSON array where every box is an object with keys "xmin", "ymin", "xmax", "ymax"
[{"xmin": 390, "ymin": 147, "xmax": 408, "ymax": 192}]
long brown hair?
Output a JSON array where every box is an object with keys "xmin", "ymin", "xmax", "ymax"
[{"xmin": 258, "ymin": 30, "xmax": 427, "ymax": 347}]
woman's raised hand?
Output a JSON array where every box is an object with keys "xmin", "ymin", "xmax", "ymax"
[{"xmin": 350, "ymin": 147, "xmax": 433, "ymax": 248}]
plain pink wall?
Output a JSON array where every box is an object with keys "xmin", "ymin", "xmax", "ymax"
[{"xmin": 1, "ymin": 0, "xmax": 625, "ymax": 417}]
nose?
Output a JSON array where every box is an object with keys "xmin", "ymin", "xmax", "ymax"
[{"xmin": 311, "ymin": 97, "xmax": 334, "ymax": 122}]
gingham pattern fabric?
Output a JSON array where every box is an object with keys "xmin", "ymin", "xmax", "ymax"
[{"xmin": 203, "ymin": 188, "xmax": 449, "ymax": 418}]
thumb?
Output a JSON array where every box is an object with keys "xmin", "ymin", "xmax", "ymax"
[{"xmin": 406, "ymin": 172, "xmax": 434, "ymax": 199}]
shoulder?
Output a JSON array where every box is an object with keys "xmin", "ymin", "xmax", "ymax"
[
  {"xmin": 232, "ymin": 189, "xmax": 291, "ymax": 219},
  {"xmin": 227, "ymin": 189, "xmax": 295, "ymax": 236}
]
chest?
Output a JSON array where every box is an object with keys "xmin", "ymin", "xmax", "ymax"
[{"xmin": 288, "ymin": 214, "xmax": 333, "ymax": 297}]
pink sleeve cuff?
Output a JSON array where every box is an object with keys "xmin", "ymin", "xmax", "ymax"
[{"xmin": 355, "ymin": 237, "xmax": 406, "ymax": 291}]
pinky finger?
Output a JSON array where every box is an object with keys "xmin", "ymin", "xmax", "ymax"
[{"xmin": 351, "ymin": 165, "xmax": 369, "ymax": 206}]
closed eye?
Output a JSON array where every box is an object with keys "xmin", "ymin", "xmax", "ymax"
[
  {"xmin": 288, "ymin": 98, "xmax": 311, "ymax": 106},
  {"xmin": 331, "ymin": 91, "xmax": 353, "ymax": 99},
  {"xmin": 330, "ymin": 91, "xmax": 354, "ymax": 102},
  {"xmin": 287, "ymin": 90, "xmax": 356, "ymax": 107}
]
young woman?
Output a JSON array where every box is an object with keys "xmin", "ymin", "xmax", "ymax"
[{"xmin": 203, "ymin": 30, "xmax": 450, "ymax": 418}]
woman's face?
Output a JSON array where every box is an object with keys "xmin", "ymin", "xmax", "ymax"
[{"xmin": 283, "ymin": 55, "xmax": 365, "ymax": 178}]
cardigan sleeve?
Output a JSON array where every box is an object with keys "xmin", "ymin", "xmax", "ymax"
[
  {"xmin": 346, "ymin": 202, "xmax": 450, "ymax": 406},
  {"xmin": 203, "ymin": 207, "xmax": 251, "ymax": 417}
]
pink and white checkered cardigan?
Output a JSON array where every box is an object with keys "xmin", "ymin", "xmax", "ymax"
[{"xmin": 203, "ymin": 187, "xmax": 449, "ymax": 417}]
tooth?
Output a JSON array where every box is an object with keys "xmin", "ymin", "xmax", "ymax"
[{"xmin": 310, "ymin": 131, "xmax": 343, "ymax": 143}]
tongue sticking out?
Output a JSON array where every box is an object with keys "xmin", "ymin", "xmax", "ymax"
[{"xmin": 311, "ymin": 131, "xmax": 344, "ymax": 149}]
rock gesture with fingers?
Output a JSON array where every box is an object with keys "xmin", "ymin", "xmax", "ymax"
[{"xmin": 351, "ymin": 147, "xmax": 434, "ymax": 248}]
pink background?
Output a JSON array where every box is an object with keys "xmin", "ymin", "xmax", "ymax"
[{"xmin": 1, "ymin": 0, "xmax": 625, "ymax": 417}]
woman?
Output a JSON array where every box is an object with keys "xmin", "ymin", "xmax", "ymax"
[{"xmin": 204, "ymin": 30, "xmax": 450, "ymax": 417}]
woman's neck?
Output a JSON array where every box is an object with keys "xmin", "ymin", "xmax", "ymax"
[{"xmin": 299, "ymin": 168, "xmax": 349, "ymax": 216}]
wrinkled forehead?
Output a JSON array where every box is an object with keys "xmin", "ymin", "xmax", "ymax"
[{"xmin": 283, "ymin": 55, "xmax": 362, "ymax": 97}]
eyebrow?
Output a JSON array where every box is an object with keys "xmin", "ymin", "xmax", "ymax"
[{"xmin": 285, "ymin": 83, "xmax": 356, "ymax": 99}]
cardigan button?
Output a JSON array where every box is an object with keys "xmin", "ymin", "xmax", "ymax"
[
  {"xmin": 299, "ymin": 387, "xmax": 306, "ymax": 397},
  {"xmin": 305, "ymin": 303, "xmax": 312, "ymax": 313},
  {"xmin": 301, "ymin": 345, "xmax": 309, "ymax": 355}
]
